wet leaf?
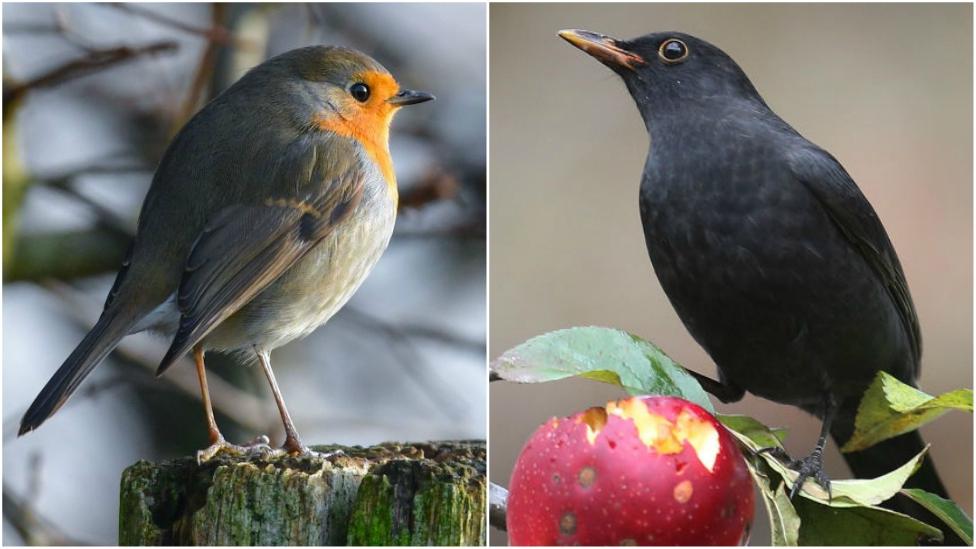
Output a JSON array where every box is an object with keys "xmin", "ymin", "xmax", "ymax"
[
  {"xmin": 490, "ymin": 326, "xmax": 713, "ymax": 412},
  {"xmin": 719, "ymin": 414, "xmax": 787, "ymax": 450}
]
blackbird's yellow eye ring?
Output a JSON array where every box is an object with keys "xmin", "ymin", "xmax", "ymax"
[
  {"xmin": 350, "ymin": 82, "xmax": 370, "ymax": 102},
  {"xmin": 659, "ymin": 39, "xmax": 689, "ymax": 64}
]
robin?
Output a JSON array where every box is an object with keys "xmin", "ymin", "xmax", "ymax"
[
  {"xmin": 559, "ymin": 29, "xmax": 957, "ymax": 536},
  {"xmin": 18, "ymin": 45, "xmax": 434, "ymax": 461}
]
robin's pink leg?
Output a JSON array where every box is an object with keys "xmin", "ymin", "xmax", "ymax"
[
  {"xmin": 193, "ymin": 345, "xmax": 272, "ymax": 463},
  {"xmin": 255, "ymin": 349, "xmax": 336, "ymax": 458}
]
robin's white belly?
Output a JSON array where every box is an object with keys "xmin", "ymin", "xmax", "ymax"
[{"xmin": 205, "ymin": 198, "xmax": 396, "ymax": 353}]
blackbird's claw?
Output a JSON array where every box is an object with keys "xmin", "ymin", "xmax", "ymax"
[
  {"xmin": 757, "ymin": 445, "xmax": 792, "ymax": 462},
  {"xmin": 756, "ymin": 445, "xmax": 831, "ymax": 500},
  {"xmin": 787, "ymin": 450, "xmax": 831, "ymax": 500}
]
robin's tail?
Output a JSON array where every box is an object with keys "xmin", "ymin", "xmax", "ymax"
[
  {"xmin": 832, "ymin": 415, "xmax": 963, "ymax": 545},
  {"xmin": 18, "ymin": 312, "xmax": 132, "ymax": 436}
]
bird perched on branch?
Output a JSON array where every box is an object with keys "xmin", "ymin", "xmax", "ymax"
[
  {"xmin": 19, "ymin": 45, "xmax": 433, "ymax": 461},
  {"xmin": 560, "ymin": 29, "xmax": 957, "ymax": 540}
]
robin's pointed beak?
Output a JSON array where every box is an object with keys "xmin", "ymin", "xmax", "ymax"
[
  {"xmin": 558, "ymin": 29, "xmax": 645, "ymax": 71},
  {"xmin": 388, "ymin": 89, "xmax": 435, "ymax": 107}
]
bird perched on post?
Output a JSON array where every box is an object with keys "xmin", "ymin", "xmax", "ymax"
[
  {"xmin": 559, "ymin": 29, "xmax": 957, "ymax": 538},
  {"xmin": 18, "ymin": 45, "xmax": 434, "ymax": 461}
]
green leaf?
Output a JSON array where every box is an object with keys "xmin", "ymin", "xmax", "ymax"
[
  {"xmin": 842, "ymin": 372, "xmax": 972, "ymax": 452},
  {"xmin": 900, "ymin": 488, "xmax": 974, "ymax": 545},
  {"xmin": 750, "ymin": 443, "xmax": 927, "ymax": 506},
  {"xmin": 490, "ymin": 326, "xmax": 714, "ymax": 412},
  {"xmin": 794, "ymin": 497, "xmax": 943, "ymax": 545},
  {"xmin": 827, "ymin": 447, "xmax": 926, "ymax": 507},
  {"xmin": 719, "ymin": 414, "xmax": 788, "ymax": 450},
  {"xmin": 744, "ymin": 455, "xmax": 801, "ymax": 546}
]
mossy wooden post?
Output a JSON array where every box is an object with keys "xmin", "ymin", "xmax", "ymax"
[{"xmin": 119, "ymin": 441, "xmax": 486, "ymax": 546}]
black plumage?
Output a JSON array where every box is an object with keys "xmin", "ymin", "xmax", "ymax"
[{"xmin": 561, "ymin": 29, "xmax": 958, "ymax": 543}]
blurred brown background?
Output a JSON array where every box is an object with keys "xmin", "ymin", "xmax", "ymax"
[
  {"xmin": 489, "ymin": 3, "xmax": 972, "ymax": 545},
  {"xmin": 3, "ymin": 3, "xmax": 485, "ymax": 544}
]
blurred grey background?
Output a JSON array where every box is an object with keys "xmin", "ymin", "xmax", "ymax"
[
  {"xmin": 490, "ymin": 3, "xmax": 972, "ymax": 545},
  {"xmin": 3, "ymin": 3, "xmax": 485, "ymax": 544}
]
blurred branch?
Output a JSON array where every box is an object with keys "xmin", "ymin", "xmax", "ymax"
[
  {"xmin": 398, "ymin": 169, "xmax": 459, "ymax": 211},
  {"xmin": 395, "ymin": 322, "xmax": 484, "ymax": 354},
  {"xmin": 489, "ymin": 482, "xmax": 508, "ymax": 531},
  {"xmin": 171, "ymin": 4, "xmax": 226, "ymax": 134},
  {"xmin": 2, "ymin": 41, "xmax": 178, "ymax": 113},
  {"xmin": 394, "ymin": 220, "xmax": 485, "ymax": 240},
  {"xmin": 6, "ymin": 229, "xmax": 129, "ymax": 283},
  {"xmin": 338, "ymin": 306, "xmax": 464, "ymax": 417},
  {"xmin": 3, "ymin": 456, "xmax": 90, "ymax": 545},
  {"xmin": 45, "ymin": 178, "xmax": 139, "ymax": 237},
  {"xmin": 108, "ymin": 3, "xmax": 251, "ymax": 50}
]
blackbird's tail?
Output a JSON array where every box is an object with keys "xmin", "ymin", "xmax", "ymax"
[
  {"xmin": 18, "ymin": 312, "xmax": 131, "ymax": 436},
  {"xmin": 831, "ymin": 413, "xmax": 963, "ymax": 545}
]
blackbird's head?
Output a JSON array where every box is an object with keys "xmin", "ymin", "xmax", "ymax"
[{"xmin": 559, "ymin": 30, "xmax": 766, "ymax": 120}]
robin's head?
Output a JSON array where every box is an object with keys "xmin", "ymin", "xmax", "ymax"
[
  {"xmin": 246, "ymin": 45, "xmax": 434, "ymax": 141},
  {"xmin": 559, "ymin": 30, "xmax": 765, "ymax": 120}
]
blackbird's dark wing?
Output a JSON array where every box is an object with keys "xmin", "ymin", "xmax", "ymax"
[
  {"xmin": 156, "ymin": 171, "xmax": 364, "ymax": 375},
  {"xmin": 789, "ymin": 147, "xmax": 921, "ymax": 373}
]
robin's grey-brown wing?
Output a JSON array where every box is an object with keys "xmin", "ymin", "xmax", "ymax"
[
  {"xmin": 789, "ymin": 147, "xmax": 921, "ymax": 374},
  {"xmin": 156, "ymin": 170, "xmax": 365, "ymax": 374}
]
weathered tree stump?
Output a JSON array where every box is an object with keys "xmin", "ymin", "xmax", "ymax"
[{"xmin": 119, "ymin": 441, "xmax": 486, "ymax": 546}]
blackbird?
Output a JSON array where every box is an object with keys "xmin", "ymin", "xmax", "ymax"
[{"xmin": 560, "ymin": 29, "xmax": 957, "ymax": 539}]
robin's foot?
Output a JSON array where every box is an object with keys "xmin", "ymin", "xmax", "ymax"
[
  {"xmin": 280, "ymin": 435, "xmax": 343, "ymax": 459},
  {"xmin": 196, "ymin": 435, "xmax": 275, "ymax": 464}
]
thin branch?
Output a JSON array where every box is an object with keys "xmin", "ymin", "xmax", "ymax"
[
  {"xmin": 2, "ymin": 491, "xmax": 83, "ymax": 545},
  {"xmin": 108, "ymin": 3, "xmax": 250, "ymax": 49},
  {"xmin": 3, "ymin": 41, "xmax": 179, "ymax": 111},
  {"xmin": 394, "ymin": 220, "xmax": 485, "ymax": 240},
  {"xmin": 398, "ymin": 170, "xmax": 460, "ymax": 211},
  {"xmin": 396, "ymin": 323, "xmax": 485, "ymax": 355},
  {"xmin": 337, "ymin": 307, "xmax": 465, "ymax": 417},
  {"xmin": 170, "ymin": 4, "xmax": 225, "ymax": 134}
]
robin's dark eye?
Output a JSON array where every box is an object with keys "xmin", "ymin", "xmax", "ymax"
[
  {"xmin": 350, "ymin": 83, "xmax": 370, "ymax": 102},
  {"xmin": 659, "ymin": 39, "xmax": 689, "ymax": 64}
]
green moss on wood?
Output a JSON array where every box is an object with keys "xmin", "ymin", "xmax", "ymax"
[
  {"xmin": 118, "ymin": 441, "xmax": 485, "ymax": 546},
  {"xmin": 347, "ymin": 441, "xmax": 486, "ymax": 545}
]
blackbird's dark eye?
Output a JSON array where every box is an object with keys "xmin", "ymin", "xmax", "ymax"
[
  {"xmin": 350, "ymin": 82, "xmax": 370, "ymax": 102},
  {"xmin": 659, "ymin": 39, "xmax": 689, "ymax": 64}
]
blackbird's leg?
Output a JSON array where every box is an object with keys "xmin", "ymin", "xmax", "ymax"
[
  {"xmin": 787, "ymin": 397, "xmax": 836, "ymax": 499},
  {"xmin": 194, "ymin": 345, "xmax": 271, "ymax": 463},
  {"xmin": 256, "ymin": 349, "xmax": 309, "ymax": 455}
]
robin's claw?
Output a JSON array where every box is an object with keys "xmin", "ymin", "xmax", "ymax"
[{"xmin": 196, "ymin": 435, "xmax": 275, "ymax": 464}]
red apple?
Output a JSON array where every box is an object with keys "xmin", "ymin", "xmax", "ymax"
[{"xmin": 506, "ymin": 395, "xmax": 754, "ymax": 545}]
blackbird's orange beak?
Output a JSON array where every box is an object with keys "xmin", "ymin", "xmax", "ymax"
[
  {"xmin": 558, "ymin": 29, "xmax": 645, "ymax": 71},
  {"xmin": 388, "ymin": 89, "xmax": 435, "ymax": 106}
]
